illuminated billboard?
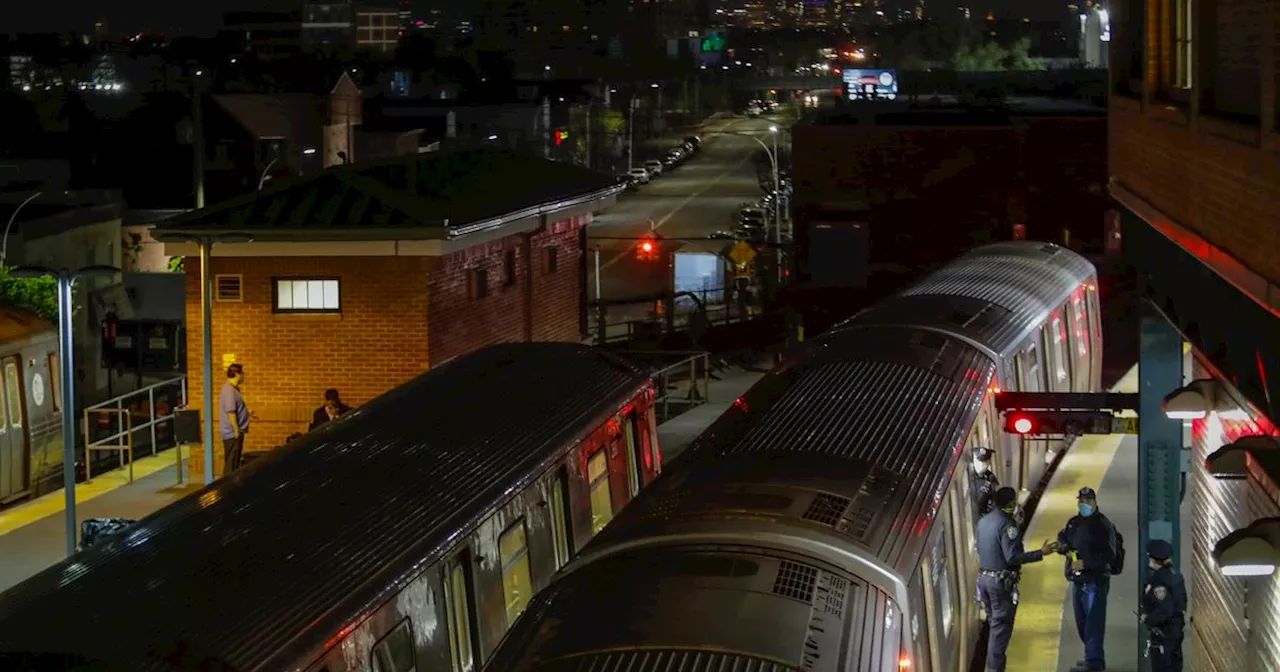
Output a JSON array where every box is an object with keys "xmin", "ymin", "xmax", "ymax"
[{"xmin": 842, "ymin": 69, "xmax": 898, "ymax": 101}]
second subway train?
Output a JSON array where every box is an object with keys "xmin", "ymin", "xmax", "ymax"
[{"xmin": 486, "ymin": 241, "xmax": 1103, "ymax": 672}]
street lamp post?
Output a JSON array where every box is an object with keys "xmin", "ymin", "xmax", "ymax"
[
  {"xmin": 153, "ymin": 232, "xmax": 253, "ymax": 485},
  {"xmin": 1, "ymin": 191, "xmax": 44, "ymax": 266},
  {"xmin": 12, "ymin": 264, "xmax": 120, "ymax": 556},
  {"xmin": 707, "ymin": 127, "xmax": 783, "ymax": 245},
  {"xmin": 627, "ymin": 94, "xmax": 637, "ymax": 172}
]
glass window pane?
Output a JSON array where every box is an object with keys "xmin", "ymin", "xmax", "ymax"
[
  {"xmin": 277, "ymin": 281, "xmax": 293, "ymax": 309},
  {"xmin": 499, "ymin": 522, "xmax": 532, "ymax": 625},
  {"xmin": 290, "ymin": 281, "xmax": 307, "ymax": 309},
  {"xmin": 449, "ymin": 563, "xmax": 472, "ymax": 671},
  {"xmin": 307, "ymin": 281, "xmax": 324, "ymax": 309},
  {"xmin": 5, "ymin": 364, "xmax": 21, "ymax": 426},
  {"xmin": 48, "ymin": 353, "xmax": 60, "ymax": 410},
  {"xmin": 323, "ymin": 280, "xmax": 340, "ymax": 309},
  {"xmin": 624, "ymin": 417, "xmax": 639, "ymax": 495},
  {"xmin": 588, "ymin": 450, "xmax": 613, "ymax": 534}
]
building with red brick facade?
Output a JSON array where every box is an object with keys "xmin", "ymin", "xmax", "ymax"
[
  {"xmin": 154, "ymin": 148, "xmax": 621, "ymax": 479},
  {"xmin": 1108, "ymin": 1, "xmax": 1280, "ymax": 669}
]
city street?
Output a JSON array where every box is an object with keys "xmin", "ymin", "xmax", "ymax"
[{"xmin": 588, "ymin": 113, "xmax": 792, "ymax": 313}]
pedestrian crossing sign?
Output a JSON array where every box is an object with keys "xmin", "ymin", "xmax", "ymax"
[{"xmin": 729, "ymin": 240, "xmax": 757, "ymax": 266}]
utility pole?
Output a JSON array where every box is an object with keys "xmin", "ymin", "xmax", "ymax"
[
  {"xmin": 585, "ymin": 97, "xmax": 593, "ymax": 170},
  {"xmin": 627, "ymin": 94, "xmax": 637, "ymax": 172}
]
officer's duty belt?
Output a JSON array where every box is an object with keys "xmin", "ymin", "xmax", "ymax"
[{"xmin": 979, "ymin": 569, "xmax": 1019, "ymax": 579}]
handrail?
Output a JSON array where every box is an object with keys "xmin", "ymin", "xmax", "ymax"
[
  {"xmin": 647, "ymin": 351, "xmax": 712, "ymax": 421},
  {"xmin": 83, "ymin": 375, "xmax": 188, "ymax": 482}
]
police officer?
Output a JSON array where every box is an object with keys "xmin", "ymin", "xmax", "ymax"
[
  {"xmin": 977, "ymin": 486, "xmax": 1057, "ymax": 672},
  {"xmin": 1056, "ymin": 487, "xmax": 1117, "ymax": 672},
  {"xmin": 1140, "ymin": 539, "xmax": 1186, "ymax": 672},
  {"xmin": 973, "ymin": 446, "xmax": 1000, "ymax": 517}
]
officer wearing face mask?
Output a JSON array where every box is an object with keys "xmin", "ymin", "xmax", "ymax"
[
  {"xmin": 1140, "ymin": 539, "xmax": 1186, "ymax": 671},
  {"xmin": 977, "ymin": 486, "xmax": 1058, "ymax": 672},
  {"xmin": 972, "ymin": 447, "xmax": 1000, "ymax": 517},
  {"xmin": 1056, "ymin": 487, "xmax": 1119, "ymax": 672}
]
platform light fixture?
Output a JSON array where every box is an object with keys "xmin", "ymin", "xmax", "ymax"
[
  {"xmin": 1162, "ymin": 379, "xmax": 1220, "ymax": 420},
  {"xmin": 1213, "ymin": 517, "xmax": 1280, "ymax": 577},
  {"xmin": 1205, "ymin": 435, "xmax": 1280, "ymax": 480}
]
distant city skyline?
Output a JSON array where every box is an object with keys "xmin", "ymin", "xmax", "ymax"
[{"xmin": 7, "ymin": 0, "xmax": 438, "ymax": 35}]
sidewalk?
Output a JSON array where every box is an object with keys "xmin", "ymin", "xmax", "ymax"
[
  {"xmin": 656, "ymin": 355, "xmax": 771, "ymax": 463},
  {"xmin": 0, "ymin": 446, "xmax": 200, "ymax": 593}
]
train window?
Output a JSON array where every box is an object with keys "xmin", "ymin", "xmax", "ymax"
[
  {"xmin": 623, "ymin": 414, "xmax": 641, "ymax": 496},
  {"xmin": 1049, "ymin": 317, "xmax": 1069, "ymax": 386},
  {"xmin": 4, "ymin": 363, "xmax": 21, "ymax": 427},
  {"xmin": 1020, "ymin": 343, "xmax": 1042, "ymax": 393},
  {"xmin": 371, "ymin": 618, "xmax": 416, "ymax": 672},
  {"xmin": 498, "ymin": 519, "xmax": 534, "ymax": 626},
  {"xmin": 445, "ymin": 556, "xmax": 477, "ymax": 672},
  {"xmin": 48, "ymin": 353, "xmax": 60, "ymax": 411},
  {"xmin": 587, "ymin": 449, "xmax": 613, "ymax": 534},
  {"xmin": 550, "ymin": 469, "xmax": 573, "ymax": 569}
]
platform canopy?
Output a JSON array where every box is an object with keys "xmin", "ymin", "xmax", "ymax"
[{"xmin": 153, "ymin": 147, "xmax": 622, "ymax": 242}]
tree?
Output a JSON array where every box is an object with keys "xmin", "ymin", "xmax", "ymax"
[
  {"xmin": 952, "ymin": 42, "xmax": 1008, "ymax": 71},
  {"xmin": 0, "ymin": 266, "xmax": 61, "ymax": 322}
]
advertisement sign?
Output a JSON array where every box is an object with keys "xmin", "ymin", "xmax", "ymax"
[{"xmin": 842, "ymin": 69, "xmax": 898, "ymax": 101}]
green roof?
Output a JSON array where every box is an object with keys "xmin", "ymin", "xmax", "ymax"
[{"xmin": 154, "ymin": 148, "xmax": 620, "ymax": 239}]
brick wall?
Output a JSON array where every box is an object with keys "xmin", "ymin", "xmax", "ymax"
[
  {"xmin": 185, "ymin": 255, "xmax": 430, "ymax": 479},
  {"xmin": 531, "ymin": 218, "xmax": 586, "ymax": 342},
  {"xmin": 1109, "ymin": 97, "xmax": 1280, "ymax": 285},
  {"xmin": 185, "ymin": 216, "xmax": 589, "ymax": 479}
]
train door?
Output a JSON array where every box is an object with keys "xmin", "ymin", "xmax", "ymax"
[
  {"xmin": 1086, "ymin": 281, "xmax": 1103, "ymax": 389},
  {"xmin": 0, "ymin": 356, "xmax": 28, "ymax": 500},
  {"xmin": 1013, "ymin": 342, "xmax": 1046, "ymax": 491},
  {"xmin": 947, "ymin": 473, "xmax": 976, "ymax": 655},
  {"xmin": 621, "ymin": 413, "xmax": 643, "ymax": 497},
  {"xmin": 443, "ymin": 551, "xmax": 480, "ymax": 672},
  {"xmin": 1045, "ymin": 312, "xmax": 1071, "ymax": 393}
]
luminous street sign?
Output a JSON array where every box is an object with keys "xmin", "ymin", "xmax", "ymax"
[{"xmin": 728, "ymin": 240, "xmax": 757, "ymax": 266}]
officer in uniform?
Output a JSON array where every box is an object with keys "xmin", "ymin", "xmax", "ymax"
[
  {"xmin": 977, "ymin": 486, "xmax": 1058, "ymax": 672},
  {"xmin": 973, "ymin": 446, "xmax": 1000, "ymax": 517},
  {"xmin": 1140, "ymin": 539, "xmax": 1187, "ymax": 672}
]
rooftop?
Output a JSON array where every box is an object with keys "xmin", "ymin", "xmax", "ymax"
[{"xmin": 153, "ymin": 147, "xmax": 621, "ymax": 240}]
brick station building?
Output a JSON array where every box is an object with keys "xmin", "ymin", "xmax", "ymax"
[{"xmin": 154, "ymin": 148, "xmax": 622, "ymax": 479}]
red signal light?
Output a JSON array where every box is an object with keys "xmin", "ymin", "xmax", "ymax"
[
  {"xmin": 641, "ymin": 241, "xmax": 653, "ymax": 252},
  {"xmin": 1012, "ymin": 415, "xmax": 1034, "ymax": 434},
  {"xmin": 636, "ymin": 236, "xmax": 660, "ymax": 261}
]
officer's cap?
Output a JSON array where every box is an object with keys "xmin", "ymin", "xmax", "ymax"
[
  {"xmin": 1077, "ymin": 487, "xmax": 1097, "ymax": 500},
  {"xmin": 973, "ymin": 446, "xmax": 993, "ymax": 461},
  {"xmin": 1147, "ymin": 539, "xmax": 1174, "ymax": 561},
  {"xmin": 993, "ymin": 486, "xmax": 1018, "ymax": 508}
]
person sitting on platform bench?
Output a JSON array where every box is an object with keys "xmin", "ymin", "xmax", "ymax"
[{"xmin": 310, "ymin": 388, "xmax": 351, "ymax": 431}]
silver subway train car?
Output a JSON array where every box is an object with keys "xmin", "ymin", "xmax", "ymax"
[
  {"xmin": 484, "ymin": 242, "xmax": 1102, "ymax": 672},
  {"xmin": 0, "ymin": 342, "xmax": 661, "ymax": 672}
]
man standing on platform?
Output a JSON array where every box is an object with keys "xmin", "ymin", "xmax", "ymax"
[
  {"xmin": 976, "ymin": 486, "xmax": 1058, "ymax": 672},
  {"xmin": 973, "ymin": 446, "xmax": 1000, "ymax": 517},
  {"xmin": 219, "ymin": 363, "xmax": 250, "ymax": 476},
  {"xmin": 1057, "ymin": 486, "xmax": 1119, "ymax": 672}
]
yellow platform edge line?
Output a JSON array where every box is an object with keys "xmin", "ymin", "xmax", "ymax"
[
  {"xmin": 0, "ymin": 445, "xmax": 192, "ymax": 537},
  {"xmin": 1005, "ymin": 365, "xmax": 1138, "ymax": 672}
]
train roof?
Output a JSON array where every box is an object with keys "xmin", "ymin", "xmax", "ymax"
[
  {"xmin": 841, "ymin": 241, "xmax": 1096, "ymax": 357},
  {"xmin": 0, "ymin": 305, "xmax": 54, "ymax": 347},
  {"xmin": 595, "ymin": 325, "xmax": 994, "ymax": 574},
  {"xmin": 0, "ymin": 342, "xmax": 650, "ymax": 671}
]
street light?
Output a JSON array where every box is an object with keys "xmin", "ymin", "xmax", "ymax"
[
  {"xmin": 153, "ymin": 232, "xmax": 253, "ymax": 485},
  {"xmin": 706, "ymin": 128, "xmax": 784, "ymax": 245},
  {"xmin": 11, "ymin": 264, "xmax": 120, "ymax": 556},
  {"xmin": 1, "ymin": 191, "xmax": 43, "ymax": 266}
]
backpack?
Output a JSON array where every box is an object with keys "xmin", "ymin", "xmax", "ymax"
[{"xmin": 1109, "ymin": 527, "xmax": 1126, "ymax": 575}]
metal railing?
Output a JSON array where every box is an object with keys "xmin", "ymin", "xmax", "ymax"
[
  {"xmin": 591, "ymin": 284, "xmax": 764, "ymax": 346},
  {"xmin": 82, "ymin": 376, "xmax": 188, "ymax": 483},
  {"xmin": 619, "ymin": 351, "xmax": 712, "ymax": 423}
]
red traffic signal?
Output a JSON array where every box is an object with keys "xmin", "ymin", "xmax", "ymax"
[
  {"xmin": 635, "ymin": 236, "xmax": 660, "ymax": 262},
  {"xmin": 1008, "ymin": 413, "xmax": 1035, "ymax": 435},
  {"xmin": 1002, "ymin": 410, "xmax": 1116, "ymax": 436},
  {"xmin": 554, "ymin": 129, "xmax": 566, "ymax": 145}
]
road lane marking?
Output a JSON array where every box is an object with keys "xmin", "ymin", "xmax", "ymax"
[{"xmin": 597, "ymin": 119, "xmax": 764, "ymax": 271}]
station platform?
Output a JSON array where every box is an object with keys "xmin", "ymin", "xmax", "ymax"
[
  {"xmin": 1008, "ymin": 364, "xmax": 1192, "ymax": 672},
  {"xmin": 656, "ymin": 355, "xmax": 770, "ymax": 463},
  {"xmin": 0, "ymin": 446, "xmax": 201, "ymax": 593}
]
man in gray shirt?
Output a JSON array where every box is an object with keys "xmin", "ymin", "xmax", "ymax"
[{"xmin": 218, "ymin": 363, "xmax": 250, "ymax": 475}]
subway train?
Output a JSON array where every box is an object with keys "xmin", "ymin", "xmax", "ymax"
[
  {"xmin": 0, "ymin": 306, "xmax": 63, "ymax": 505},
  {"xmin": 485, "ymin": 242, "xmax": 1103, "ymax": 672},
  {"xmin": 0, "ymin": 342, "xmax": 662, "ymax": 672}
]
